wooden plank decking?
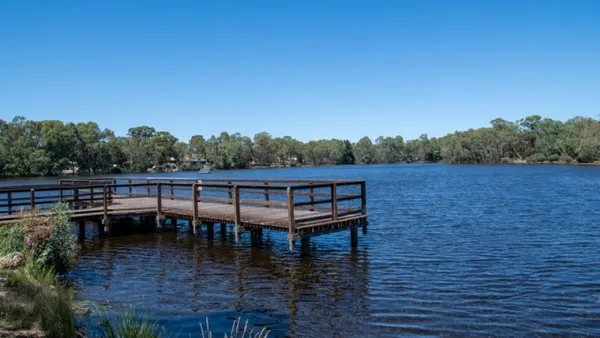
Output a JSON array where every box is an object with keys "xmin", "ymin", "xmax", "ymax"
[{"xmin": 0, "ymin": 178, "xmax": 368, "ymax": 251}]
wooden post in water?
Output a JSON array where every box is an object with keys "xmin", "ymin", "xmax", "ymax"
[
  {"xmin": 207, "ymin": 222, "xmax": 214, "ymax": 240},
  {"xmin": 169, "ymin": 180, "xmax": 174, "ymax": 200},
  {"xmin": 331, "ymin": 183, "xmax": 338, "ymax": 220},
  {"xmin": 30, "ymin": 189, "xmax": 35, "ymax": 211},
  {"xmin": 220, "ymin": 222, "xmax": 227, "ymax": 239},
  {"xmin": 78, "ymin": 220, "xmax": 86, "ymax": 242},
  {"xmin": 287, "ymin": 187, "xmax": 295, "ymax": 252},
  {"xmin": 350, "ymin": 226, "xmax": 358, "ymax": 248},
  {"xmin": 128, "ymin": 179, "xmax": 133, "ymax": 196},
  {"xmin": 301, "ymin": 236, "xmax": 310, "ymax": 255},
  {"xmin": 90, "ymin": 187, "xmax": 94, "ymax": 205},
  {"xmin": 146, "ymin": 180, "xmax": 151, "ymax": 196},
  {"xmin": 233, "ymin": 186, "xmax": 241, "ymax": 243},
  {"xmin": 192, "ymin": 183, "xmax": 198, "ymax": 234}
]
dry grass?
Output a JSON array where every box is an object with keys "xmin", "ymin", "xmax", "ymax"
[{"xmin": 200, "ymin": 317, "xmax": 270, "ymax": 338}]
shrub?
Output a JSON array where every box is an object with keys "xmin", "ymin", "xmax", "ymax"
[
  {"xmin": 559, "ymin": 155, "xmax": 574, "ymax": 163},
  {"xmin": 0, "ymin": 225, "xmax": 24, "ymax": 256},
  {"xmin": 546, "ymin": 154, "xmax": 560, "ymax": 162},
  {"xmin": 526, "ymin": 153, "xmax": 547, "ymax": 163},
  {"xmin": 36, "ymin": 204, "xmax": 79, "ymax": 273}
]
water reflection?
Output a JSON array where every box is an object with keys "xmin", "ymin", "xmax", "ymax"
[{"xmin": 69, "ymin": 226, "xmax": 370, "ymax": 337}]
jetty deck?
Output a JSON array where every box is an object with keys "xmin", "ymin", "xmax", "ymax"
[{"xmin": 0, "ymin": 178, "xmax": 367, "ymax": 251}]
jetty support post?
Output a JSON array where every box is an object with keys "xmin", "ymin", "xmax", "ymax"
[
  {"xmin": 250, "ymin": 229, "xmax": 263, "ymax": 247},
  {"xmin": 192, "ymin": 183, "xmax": 199, "ymax": 234},
  {"xmin": 287, "ymin": 187, "xmax": 295, "ymax": 252},
  {"xmin": 207, "ymin": 222, "xmax": 214, "ymax": 240},
  {"xmin": 78, "ymin": 220, "xmax": 86, "ymax": 241},
  {"xmin": 350, "ymin": 226, "xmax": 358, "ymax": 248},
  {"xmin": 300, "ymin": 235, "xmax": 310, "ymax": 255},
  {"xmin": 220, "ymin": 222, "xmax": 227, "ymax": 239},
  {"xmin": 233, "ymin": 185, "xmax": 241, "ymax": 243}
]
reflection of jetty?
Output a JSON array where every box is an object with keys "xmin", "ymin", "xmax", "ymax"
[{"xmin": 0, "ymin": 178, "xmax": 367, "ymax": 251}]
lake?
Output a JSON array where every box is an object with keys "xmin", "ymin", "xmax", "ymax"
[{"xmin": 6, "ymin": 164, "xmax": 600, "ymax": 336}]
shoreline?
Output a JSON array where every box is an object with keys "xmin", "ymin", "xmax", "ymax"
[{"xmin": 1, "ymin": 161, "xmax": 600, "ymax": 180}]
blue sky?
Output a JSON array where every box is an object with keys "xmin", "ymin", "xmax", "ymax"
[{"xmin": 1, "ymin": 0, "xmax": 599, "ymax": 143}]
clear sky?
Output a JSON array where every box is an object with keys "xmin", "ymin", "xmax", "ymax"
[{"xmin": 1, "ymin": 0, "xmax": 599, "ymax": 143}]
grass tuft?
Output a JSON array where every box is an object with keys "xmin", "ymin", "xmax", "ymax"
[
  {"xmin": 200, "ymin": 317, "xmax": 270, "ymax": 338},
  {"xmin": 0, "ymin": 225, "xmax": 24, "ymax": 256},
  {"xmin": 100, "ymin": 309, "xmax": 163, "ymax": 338}
]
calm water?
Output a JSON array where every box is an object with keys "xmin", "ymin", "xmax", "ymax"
[{"xmin": 7, "ymin": 164, "xmax": 600, "ymax": 336}]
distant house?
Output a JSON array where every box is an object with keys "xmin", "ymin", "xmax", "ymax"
[{"xmin": 183, "ymin": 156, "xmax": 208, "ymax": 166}]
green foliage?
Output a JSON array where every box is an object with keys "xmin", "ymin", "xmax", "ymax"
[
  {"xmin": 36, "ymin": 204, "xmax": 79, "ymax": 273},
  {"xmin": 100, "ymin": 309, "xmax": 162, "ymax": 338},
  {"xmin": 3, "ymin": 114, "xmax": 600, "ymax": 175},
  {"xmin": 0, "ymin": 261, "xmax": 76, "ymax": 337},
  {"xmin": 0, "ymin": 225, "xmax": 24, "ymax": 256}
]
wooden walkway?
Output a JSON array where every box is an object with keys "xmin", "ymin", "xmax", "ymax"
[{"xmin": 0, "ymin": 178, "xmax": 368, "ymax": 251}]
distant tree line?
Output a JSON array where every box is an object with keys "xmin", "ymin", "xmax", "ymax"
[{"xmin": 1, "ymin": 115, "xmax": 599, "ymax": 177}]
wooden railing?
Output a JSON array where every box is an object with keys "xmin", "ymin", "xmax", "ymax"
[{"xmin": 0, "ymin": 179, "xmax": 367, "ymax": 232}]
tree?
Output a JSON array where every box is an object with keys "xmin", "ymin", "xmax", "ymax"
[
  {"xmin": 353, "ymin": 137, "xmax": 375, "ymax": 164},
  {"xmin": 253, "ymin": 132, "xmax": 275, "ymax": 166}
]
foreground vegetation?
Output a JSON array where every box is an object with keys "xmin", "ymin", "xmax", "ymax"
[
  {"xmin": 0, "ymin": 205, "xmax": 79, "ymax": 337},
  {"xmin": 2, "ymin": 114, "xmax": 600, "ymax": 176},
  {"xmin": 0, "ymin": 205, "xmax": 270, "ymax": 337}
]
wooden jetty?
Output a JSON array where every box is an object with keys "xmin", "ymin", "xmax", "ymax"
[{"xmin": 0, "ymin": 178, "xmax": 367, "ymax": 251}]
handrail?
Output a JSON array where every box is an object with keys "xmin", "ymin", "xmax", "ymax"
[{"xmin": 0, "ymin": 179, "xmax": 367, "ymax": 227}]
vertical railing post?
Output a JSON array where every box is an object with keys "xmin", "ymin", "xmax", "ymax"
[
  {"xmin": 233, "ymin": 186, "xmax": 241, "ymax": 242},
  {"xmin": 156, "ymin": 183, "xmax": 162, "ymax": 215},
  {"xmin": 7, "ymin": 192, "xmax": 12, "ymax": 215},
  {"xmin": 331, "ymin": 183, "xmax": 338, "ymax": 220},
  {"xmin": 169, "ymin": 180, "xmax": 174, "ymax": 200},
  {"xmin": 264, "ymin": 182, "xmax": 269, "ymax": 208},
  {"xmin": 102, "ymin": 185, "xmax": 110, "ymax": 233},
  {"xmin": 59, "ymin": 188, "xmax": 64, "ymax": 202},
  {"xmin": 309, "ymin": 183, "xmax": 315, "ymax": 211},
  {"xmin": 146, "ymin": 180, "xmax": 151, "ymax": 196},
  {"xmin": 128, "ymin": 179, "xmax": 133, "ymax": 197},
  {"xmin": 30, "ymin": 189, "xmax": 35, "ymax": 211},
  {"xmin": 360, "ymin": 181, "xmax": 367, "ymax": 215},
  {"xmin": 192, "ymin": 183, "xmax": 199, "ymax": 234},
  {"xmin": 287, "ymin": 187, "xmax": 295, "ymax": 252},
  {"xmin": 228, "ymin": 181, "xmax": 233, "ymax": 204},
  {"xmin": 73, "ymin": 187, "xmax": 79, "ymax": 210},
  {"xmin": 90, "ymin": 187, "xmax": 94, "ymax": 204},
  {"xmin": 103, "ymin": 185, "xmax": 108, "ymax": 219}
]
